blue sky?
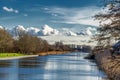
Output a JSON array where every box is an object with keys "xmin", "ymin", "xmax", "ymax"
[{"xmin": 0, "ymin": 0, "xmax": 102, "ymax": 28}]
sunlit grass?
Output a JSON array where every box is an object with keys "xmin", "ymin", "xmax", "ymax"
[{"xmin": 0, "ymin": 53, "xmax": 26, "ymax": 58}]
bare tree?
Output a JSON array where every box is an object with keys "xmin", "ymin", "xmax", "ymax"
[
  {"xmin": 0, "ymin": 29, "xmax": 14, "ymax": 52},
  {"xmin": 95, "ymin": 0, "xmax": 120, "ymax": 47},
  {"xmin": 15, "ymin": 33, "xmax": 50, "ymax": 54}
]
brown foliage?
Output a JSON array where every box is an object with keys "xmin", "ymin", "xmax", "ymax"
[
  {"xmin": 15, "ymin": 33, "xmax": 49, "ymax": 54},
  {"xmin": 0, "ymin": 29, "xmax": 71, "ymax": 54},
  {"xmin": 0, "ymin": 29, "xmax": 14, "ymax": 52}
]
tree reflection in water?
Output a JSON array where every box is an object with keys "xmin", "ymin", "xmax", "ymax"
[
  {"xmin": 18, "ymin": 57, "xmax": 47, "ymax": 68},
  {"xmin": 0, "ymin": 61, "xmax": 12, "ymax": 67}
]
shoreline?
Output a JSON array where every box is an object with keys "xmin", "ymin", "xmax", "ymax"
[
  {"xmin": 0, "ymin": 51, "xmax": 70, "ymax": 60},
  {"xmin": 38, "ymin": 51, "xmax": 70, "ymax": 56},
  {"xmin": 94, "ymin": 49, "xmax": 120, "ymax": 80},
  {"xmin": 0, "ymin": 55, "xmax": 38, "ymax": 60}
]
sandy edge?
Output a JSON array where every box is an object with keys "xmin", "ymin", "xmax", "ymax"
[
  {"xmin": 38, "ymin": 51, "xmax": 70, "ymax": 56},
  {"xmin": 0, "ymin": 55, "xmax": 38, "ymax": 60}
]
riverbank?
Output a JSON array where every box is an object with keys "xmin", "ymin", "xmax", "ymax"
[
  {"xmin": 0, "ymin": 51, "xmax": 70, "ymax": 60},
  {"xmin": 38, "ymin": 51, "xmax": 70, "ymax": 56},
  {"xmin": 0, "ymin": 53, "xmax": 26, "ymax": 58},
  {"xmin": 0, "ymin": 55, "xmax": 38, "ymax": 60},
  {"xmin": 0, "ymin": 52, "xmax": 106, "ymax": 80},
  {"xmin": 94, "ymin": 49, "xmax": 120, "ymax": 80}
]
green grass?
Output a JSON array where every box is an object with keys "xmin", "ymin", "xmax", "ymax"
[{"xmin": 0, "ymin": 53, "xmax": 26, "ymax": 58}]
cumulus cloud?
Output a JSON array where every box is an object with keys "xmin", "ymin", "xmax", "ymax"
[
  {"xmin": 44, "ymin": 6, "xmax": 101, "ymax": 26},
  {"xmin": 2, "ymin": 6, "xmax": 19, "ymax": 13},
  {"xmin": 41, "ymin": 24, "xmax": 59, "ymax": 36}
]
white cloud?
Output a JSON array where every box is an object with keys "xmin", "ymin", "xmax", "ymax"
[
  {"xmin": 44, "ymin": 6, "xmax": 101, "ymax": 26},
  {"xmin": 23, "ymin": 14, "xmax": 28, "ymax": 16},
  {"xmin": 43, "ymin": 7, "xmax": 49, "ymax": 10},
  {"xmin": 14, "ymin": 10, "xmax": 19, "ymax": 13},
  {"xmin": 3, "ymin": 6, "xmax": 13, "ymax": 12},
  {"xmin": 51, "ymin": 13, "xmax": 58, "ymax": 17},
  {"xmin": 2, "ymin": 6, "xmax": 19, "ymax": 13}
]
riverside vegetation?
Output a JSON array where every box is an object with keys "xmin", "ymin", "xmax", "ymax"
[
  {"xmin": 0, "ymin": 53, "xmax": 26, "ymax": 58},
  {"xmin": 0, "ymin": 29, "xmax": 72, "ymax": 58},
  {"xmin": 85, "ymin": 0, "xmax": 120, "ymax": 80}
]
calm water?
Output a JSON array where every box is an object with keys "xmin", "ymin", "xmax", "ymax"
[{"xmin": 0, "ymin": 52, "xmax": 107, "ymax": 80}]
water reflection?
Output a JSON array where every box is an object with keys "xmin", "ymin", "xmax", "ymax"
[
  {"xmin": 43, "ymin": 52, "xmax": 106, "ymax": 80},
  {"xmin": 0, "ymin": 61, "xmax": 12, "ymax": 67},
  {"xmin": 0, "ymin": 52, "xmax": 107, "ymax": 80},
  {"xmin": 18, "ymin": 57, "xmax": 46, "ymax": 68}
]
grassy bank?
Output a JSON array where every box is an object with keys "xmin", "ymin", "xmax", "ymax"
[
  {"xmin": 0, "ymin": 51, "xmax": 70, "ymax": 60},
  {"xmin": 0, "ymin": 53, "xmax": 26, "ymax": 58}
]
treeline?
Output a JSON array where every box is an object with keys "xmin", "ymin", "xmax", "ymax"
[
  {"xmin": 50, "ymin": 42, "xmax": 72, "ymax": 51},
  {"xmin": 0, "ymin": 29, "xmax": 71, "ymax": 54}
]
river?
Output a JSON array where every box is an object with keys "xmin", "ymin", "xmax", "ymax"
[{"xmin": 0, "ymin": 52, "xmax": 107, "ymax": 80}]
